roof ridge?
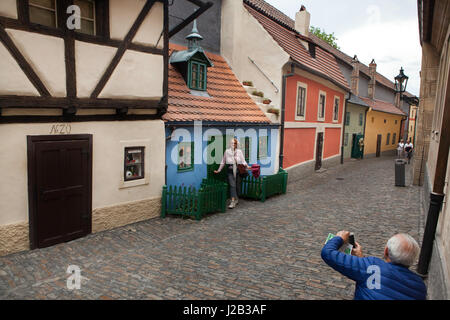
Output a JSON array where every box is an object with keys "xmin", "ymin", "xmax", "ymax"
[{"xmin": 244, "ymin": 1, "xmax": 414, "ymax": 97}]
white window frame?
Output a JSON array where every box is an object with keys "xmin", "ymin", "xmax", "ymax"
[
  {"xmin": 332, "ymin": 96, "xmax": 340, "ymax": 123},
  {"xmin": 317, "ymin": 91, "xmax": 326, "ymax": 122},
  {"xmin": 295, "ymin": 82, "xmax": 308, "ymax": 121}
]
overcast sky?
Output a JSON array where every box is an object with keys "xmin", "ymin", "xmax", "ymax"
[{"xmin": 265, "ymin": 0, "xmax": 422, "ymax": 96}]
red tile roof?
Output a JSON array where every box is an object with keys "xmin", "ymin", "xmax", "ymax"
[
  {"xmin": 244, "ymin": 4, "xmax": 350, "ymax": 91},
  {"xmin": 244, "ymin": 0, "xmax": 414, "ymax": 98},
  {"xmin": 163, "ymin": 43, "xmax": 271, "ymax": 123},
  {"xmin": 359, "ymin": 97, "xmax": 407, "ymax": 116}
]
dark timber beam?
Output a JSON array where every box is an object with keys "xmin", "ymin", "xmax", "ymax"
[
  {"xmin": 0, "ymin": 96, "xmax": 161, "ymax": 109},
  {"xmin": 168, "ymin": 0, "xmax": 213, "ymax": 38},
  {"xmin": 0, "ymin": 23, "xmax": 50, "ymax": 97},
  {"xmin": 90, "ymin": 0, "xmax": 157, "ymax": 98}
]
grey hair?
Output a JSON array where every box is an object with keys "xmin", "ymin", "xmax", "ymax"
[{"xmin": 386, "ymin": 234, "xmax": 420, "ymax": 267}]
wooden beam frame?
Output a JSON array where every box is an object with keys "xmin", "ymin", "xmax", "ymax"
[
  {"xmin": 90, "ymin": 0, "xmax": 158, "ymax": 98},
  {"xmin": 0, "ymin": 0, "xmax": 170, "ymax": 120},
  {"xmin": 0, "ymin": 23, "xmax": 50, "ymax": 97},
  {"xmin": 0, "ymin": 96, "xmax": 162, "ymax": 109},
  {"xmin": 168, "ymin": 0, "xmax": 213, "ymax": 38}
]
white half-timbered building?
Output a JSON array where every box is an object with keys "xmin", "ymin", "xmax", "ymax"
[{"xmin": 0, "ymin": 0, "xmax": 211, "ymax": 255}]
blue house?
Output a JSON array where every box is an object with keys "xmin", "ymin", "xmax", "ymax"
[{"xmin": 163, "ymin": 23, "xmax": 279, "ymax": 189}]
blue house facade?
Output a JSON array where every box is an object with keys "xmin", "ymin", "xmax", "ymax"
[{"xmin": 163, "ymin": 25, "xmax": 279, "ymax": 189}]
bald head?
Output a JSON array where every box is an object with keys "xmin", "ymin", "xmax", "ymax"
[{"xmin": 386, "ymin": 234, "xmax": 420, "ymax": 267}]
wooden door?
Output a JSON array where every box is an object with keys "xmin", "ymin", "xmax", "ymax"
[
  {"xmin": 28, "ymin": 135, "xmax": 92, "ymax": 249},
  {"xmin": 376, "ymin": 134, "xmax": 382, "ymax": 157},
  {"xmin": 315, "ymin": 132, "xmax": 324, "ymax": 170}
]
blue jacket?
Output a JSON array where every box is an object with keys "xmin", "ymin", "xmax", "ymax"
[{"xmin": 321, "ymin": 236, "xmax": 427, "ymax": 300}]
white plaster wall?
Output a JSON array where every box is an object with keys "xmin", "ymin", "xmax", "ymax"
[
  {"xmin": 133, "ymin": 1, "xmax": 164, "ymax": 48},
  {"xmin": 0, "ymin": 42, "xmax": 40, "ymax": 96},
  {"xmin": 0, "ymin": 121, "xmax": 166, "ymax": 226},
  {"xmin": 110, "ymin": 0, "xmax": 164, "ymax": 48},
  {"xmin": 6, "ymin": 29, "xmax": 66, "ymax": 97},
  {"xmin": 99, "ymin": 50, "xmax": 163, "ymax": 99},
  {"xmin": 221, "ymin": 0, "xmax": 289, "ymax": 108},
  {"xmin": 75, "ymin": 41, "xmax": 117, "ymax": 98},
  {"xmin": 0, "ymin": 0, "xmax": 17, "ymax": 19}
]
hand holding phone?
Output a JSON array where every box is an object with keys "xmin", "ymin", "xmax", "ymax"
[{"xmin": 349, "ymin": 233, "xmax": 355, "ymax": 247}]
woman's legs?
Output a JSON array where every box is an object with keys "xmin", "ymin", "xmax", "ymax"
[{"xmin": 227, "ymin": 168, "xmax": 237, "ymax": 200}]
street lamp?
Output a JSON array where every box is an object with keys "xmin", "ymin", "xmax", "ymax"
[{"xmin": 394, "ymin": 67, "xmax": 409, "ymax": 94}]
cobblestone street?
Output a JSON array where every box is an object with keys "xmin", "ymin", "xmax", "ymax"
[{"xmin": 0, "ymin": 156, "xmax": 424, "ymax": 300}]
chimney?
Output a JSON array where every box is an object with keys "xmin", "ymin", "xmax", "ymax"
[
  {"xmin": 351, "ymin": 55, "xmax": 360, "ymax": 96},
  {"xmin": 295, "ymin": 5, "xmax": 310, "ymax": 37},
  {"xmin": 368, "ymin": 59, "xmax": 377, "ymax": 99}
]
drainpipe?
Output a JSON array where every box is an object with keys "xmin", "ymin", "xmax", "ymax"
[
  {"xmin": 362, "ymin": 107, "xmax": 368, "ymax": 159},
  {"xmin": 417, "ymin": 80, "xmax": 450, "ymax": 276},
  {"xmin": 279, "ymin": 63, "xmax": 295, "ymax": 169},
  {"xmin": 341, "ymin": 93, "xmax": 351, "ymax": 164}
]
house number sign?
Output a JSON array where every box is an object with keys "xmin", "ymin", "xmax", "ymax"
[{"xmin": 50, "ymin": 124, "xmax": 72, "ymax": 135}]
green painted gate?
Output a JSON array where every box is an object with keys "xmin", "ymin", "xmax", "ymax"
[{"xmin": 351, "ymin": 134, "xmax": 364, "ymax": 159}]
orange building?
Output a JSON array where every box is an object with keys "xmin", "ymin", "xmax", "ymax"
[{"xmin": 360, "ymin": 98, "xmax": 407, "ymax": 157}]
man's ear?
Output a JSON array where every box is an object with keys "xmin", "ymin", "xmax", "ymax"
[{"xmin": 384, "ymin": 247, "xmax": 389, "ymax": 259}]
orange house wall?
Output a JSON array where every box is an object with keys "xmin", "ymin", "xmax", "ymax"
[
  {"xmin": 324, "ymin": 128, "xmax": 341, "ymax": 159},
  {"xmin": 285, "ymin": 75, "xmax": 345, "ymax": 123},
  {"xmin": 283, "ymin": 74, "xmax": 345, "ymax": 168},
  {"xmin": 284, "ymin": 128, "xmax": 316, "ymax": 168}
]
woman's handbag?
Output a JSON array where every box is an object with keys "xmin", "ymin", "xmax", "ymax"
[{"xmin": 237, "ymin": 164, "xmax": 249, "ymax": 178}]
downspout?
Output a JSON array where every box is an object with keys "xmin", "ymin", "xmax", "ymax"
[
  {"xmin": 417, "ymin": 75, "xmax": 450, "ymax": 276},
  {"xmin": 279, "ymin": 63, "xmax": 295, "ymax": 169},
  {"xmin": 362, "ymin": 107, "xmax": 368, "ymax": 159},
  {"xmin": 341, "ymin": 93, "xmax": 351, "ymax": 164}
]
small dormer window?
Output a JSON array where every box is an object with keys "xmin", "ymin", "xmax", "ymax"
[
  {"xmin": 189, "ymin": 61, "xmax": 207, "ymax": 91},
  {"xmin": 169, "ymin": 20, "xmax": 213, "ymax": 92}
]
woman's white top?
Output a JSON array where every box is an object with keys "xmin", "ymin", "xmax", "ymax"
[
  {"xmin": 397, "ymin": 142, "xmax": 405, "ymax": 150},
  {"xmin": 405, "ymin": 143, "xmax": 413, "ymax": 149},
  {"xmin": 218, "ymin": 148, "xmax": 248, "ymax": 177}
]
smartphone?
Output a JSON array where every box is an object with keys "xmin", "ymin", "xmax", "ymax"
[{"xmin": 349, "ymin": 233, "xmax": 355, "ymax": 247}]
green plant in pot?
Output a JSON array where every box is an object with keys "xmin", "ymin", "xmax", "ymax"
[
  {"xmin": 252, "ymin": 91, "xmax": 264, "ymax": 97},
  {"xmin": 263, "ymin": 98, "xmax": 271, "ymax": 104},
  {"xmin": 243, "ymin": 81, "xmax": 253, "ymax": 86}
]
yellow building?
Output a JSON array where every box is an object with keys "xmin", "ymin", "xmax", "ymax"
[
  {"xmin": 360, "ymin": 97, "xmax": 407, "ymax": 157},
  {"xmin": 408, "ymin": 105, "xmax": 419, "ymax": 144}
]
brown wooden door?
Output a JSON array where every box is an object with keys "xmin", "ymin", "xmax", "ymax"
[
  {"xmin": 315, "ymin": 132, "xmax": 324, "ymax": 170},
  {"xmin": 28, "ymin": 135, "xmax": 92, "ymax": 249},
  {"xmin": 376, "ymin": 134, "xmax": 382, "ymax": 157}
]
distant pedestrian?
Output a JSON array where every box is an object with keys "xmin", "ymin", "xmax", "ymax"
[
  {"xmin": 397, "ymin": 139, "xmax": 405, "ymax": 159},
  {"xmin": 321, "ymin": 231, "xmax": 427, "ymax": 300},
  {"xmin": 214, "ymin": 138, "xmax": 251, "ymax": 209},
  {"xmin": 404, "ymin": 139, "xmax": 414, "ymax": 164}
]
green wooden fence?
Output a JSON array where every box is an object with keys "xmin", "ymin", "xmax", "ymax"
[
  {"xmin": 161, "ymin": 180, "xmax": 227, "ymax": 220},
  {"xmin": 240, "ymin": 168, "xmax": 288, "ymax": 202}
]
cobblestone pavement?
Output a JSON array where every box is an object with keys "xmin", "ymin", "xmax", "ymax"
[{"xmin": 0, "ymin": 156, "xmax": 423, "ymax": 300}]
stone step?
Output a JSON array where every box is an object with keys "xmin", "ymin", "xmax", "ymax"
[
  {"xmin": 265, "ymin": 112, "xmax": 280, "ymax": 123},
  {"xmin": 244, "ymin": 86, "xmax": 257, "ymax": 94},
  {"xmin": 250, "ymin": 95, "xmax": 265, "ymax": 103},
  {"xmin": 257, "ymin": 102, "xmax": 273, "ymax": 113}
]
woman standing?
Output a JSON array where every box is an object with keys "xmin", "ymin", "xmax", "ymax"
[
  {"xmin": 404, "ymin": 139, "xmax": 414, "ymax": 164},
  {"xmin": 397, "ymin": 139, "xmax": 405, "ymax": 159},
  {"xmin": 214, "ymin": 138, "xmax": 251, "ymax": 209}
]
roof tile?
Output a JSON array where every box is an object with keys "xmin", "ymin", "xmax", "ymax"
[
  {"xmin": 244, "ymin": 4, "xmax": 350, "ymax": 91},
  {"xmin": 359, "ymin": 97, "xmax": 406, "ymax": 116},
  {"xmin": 164, "ymin": 43, "xmax": 271, "ymax": 124}
]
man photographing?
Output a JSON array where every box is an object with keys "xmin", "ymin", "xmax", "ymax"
[{"xmin": 321, "ymin": 231, "xmax": 427, "ymax": 300}]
